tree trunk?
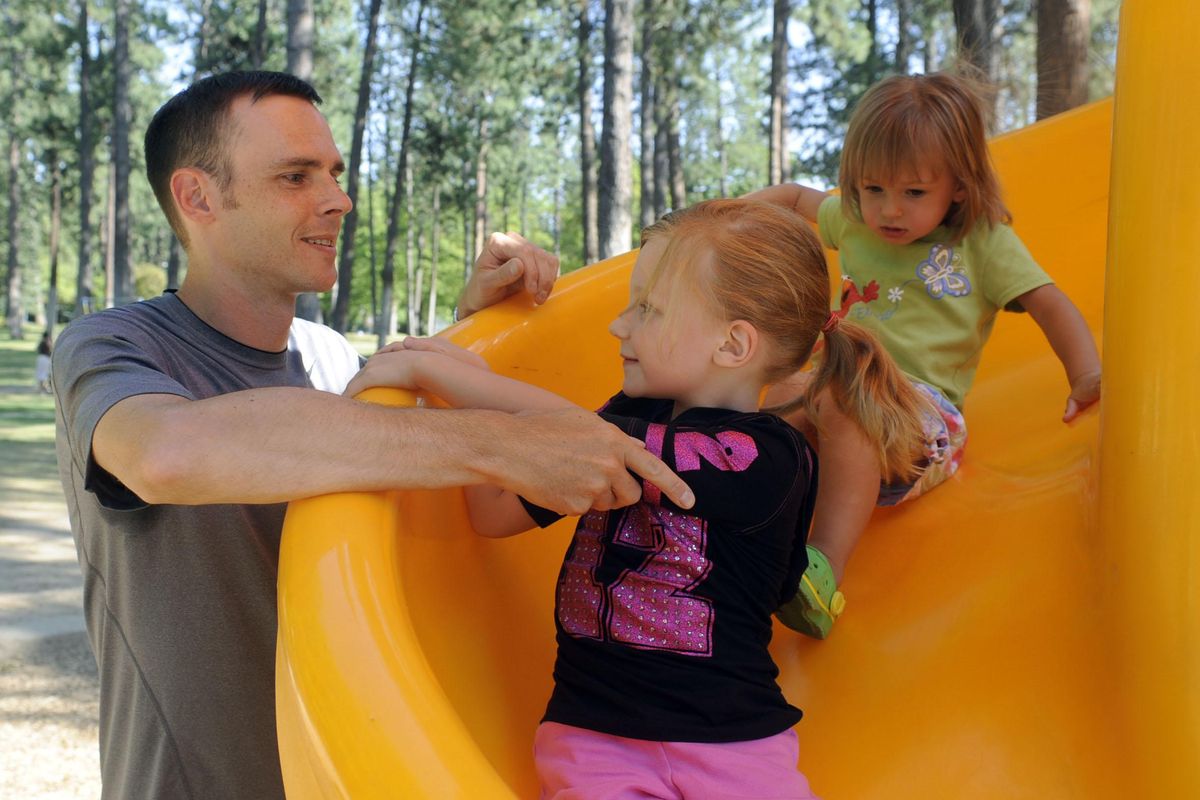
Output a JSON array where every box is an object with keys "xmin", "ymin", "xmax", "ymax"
[
  {"xmin": 664, "ymin": 74, "xmax": 685, "ymax": 210},
  {"xmin": 578, "ymin": 0, "xmax": 599, "ymax": 264},
  {"xmin": 638, "ymin": 0, "xmax": 656, "ymax": 230},
  {"xmin": 402, "ymin": 161, "xmax": 414, "ymax": 338},
  {"xmin": 76, "ymin": 0, "xmax": 96, "ymax": 316},
  {"xmin": 715, "ymin": 81, "xmax": 728, "ymax": 197},
  {"xmin": 379, "ymin": 0, "xmax": 425, "ymax": 348},
  {"xmin": 652, "ymin": 77, "xmax": 668, "ymax": 217},
  {"xmin": 768, "ymin": 0, "xmax": 789, "ymax": 185},
  {"xmin": 553, "ymin": 128, "xmax": 563, "ymax": 258},
  {"xmin": 896, "ymin": 0, "xmax": 912, "ymax": 72},
  {"xmin": 112, "ymin": 0, "xmax": 134, "ymax": 306},
  {"xmin": 953, "ymin": 0, "xmax": 998, "ymax": 82},
  {"xmin": 104, "ymin": 159, "xmax": 115, "ymax": 309},
  {"xmin": 46, "ymin": 153, "xmax": 63, "ymax": 334},
  {"xmin": 166, "ymin": 236, "xmax": 183, "ymax": 289},
  {"xmin": 366, "ymin": 124, "xmax": 378, "ymax": 336},
  {"xmin": 5, "ymin": 135, "xmax": 22, "ymax": 339},
  {"xmin": 425, "ymin": 182, "xmax": 441, "ymax": 334},
  {"xmin": 286, "ymin": 0, "xmax": 315, "ymax": 80},
  {"xmin": 195, "ymin": 0, "xmax": 214, "ymax": 72},
  {"xmin": 253, "ymin": 0, "xmax": 269, "ymax": 68},
  {"xmin": 598, "ymin": 0, "xmax": 634, "ymax": 259},
  {"xmin": 412, "ymin": 228, "xmax": 425, "ymax": 335},
  {"xmin": 287, "ymin": 0, "xmax": 319, "ymax": 320},
  {"xmin": 1036, "ymin": 0, "xmax": 1090, "ymax": 119},
  {"xmin": 331, "ymin": 0, "xmax": 383, "ymax": 333},
  {"xmin": 472, "ymin": 115, "xmax": 490, "ymax": 259}
]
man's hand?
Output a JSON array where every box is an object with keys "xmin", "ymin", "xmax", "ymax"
[
  {"xmin": 457, "ymin": 232, "xmax": 560, "ymax": 318},
  {"xmin": 498, "ymin": 408, "xmax": 694, "ymax": 516}
]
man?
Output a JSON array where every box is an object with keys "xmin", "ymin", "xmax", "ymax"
[{"xmin": 53, "ymin": 71, "xmax": 691, "ymax": 800}]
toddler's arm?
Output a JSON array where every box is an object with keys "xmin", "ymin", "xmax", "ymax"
[
  {"xmin": 741, "ymin": 183, "xmax": 829, "ymax": 222},
  {"xmin": 1016, "ymin": 284, "xmax": 1101, "ymax": 423}
]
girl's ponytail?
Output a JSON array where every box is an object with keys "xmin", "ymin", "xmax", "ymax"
[{"xmin": 800, "ymin": 318, "xmax": 929, "ymax": 484}]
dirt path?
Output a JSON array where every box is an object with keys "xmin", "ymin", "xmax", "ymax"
[{"xmin": 0, "ymin": 342, "xmax": 102, "ymax": 799}]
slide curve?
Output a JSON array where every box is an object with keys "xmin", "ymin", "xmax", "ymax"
[{"xmin": 276, "ymin": 6, "xmax": 1200, "ymax": 796}]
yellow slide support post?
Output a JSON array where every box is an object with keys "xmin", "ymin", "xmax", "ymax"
[
  {"xmin": 1099, "ymin": 0, "xmax": 1200, "ymax": 795},
  {"xmin": 276, "ymin": 5, "xmax": 1197, "ymax": 796}
]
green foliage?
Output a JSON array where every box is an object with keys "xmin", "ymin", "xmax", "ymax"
[
  {"xmin": 1, "ymin": 0, "xmax": 1124, "ymax": 335},
  {"xmin": 133, "ymin": 261, "xmax": 166, "ymax": 299}
]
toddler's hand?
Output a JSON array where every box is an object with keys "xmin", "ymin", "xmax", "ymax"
[{"xmin": 1063, "ymin": 370, "xmax": 1101, "ymax": 424}]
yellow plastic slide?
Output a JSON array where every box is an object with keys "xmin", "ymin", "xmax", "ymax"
[{"xmin": 276, "ymin": 5, "xmax": 1199, "ymax": 797}]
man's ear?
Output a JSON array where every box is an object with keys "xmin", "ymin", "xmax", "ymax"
[
  {"xmin": 171, "ymin": 168, "xmax": 217, "ymax": 225},
  {"xmin": 714, "ymin": 320, "xmax": 758, "ymax": 368}
]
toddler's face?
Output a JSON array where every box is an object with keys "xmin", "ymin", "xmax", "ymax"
[{"xmin": 856, "ymin": 160, "xmax": 966, "ymax": 246}]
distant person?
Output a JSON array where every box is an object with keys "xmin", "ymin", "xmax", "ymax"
[
  {"xmin": 34, "ymin": 331, "xmax": 52, "ymax": 393},
  {"xmin": 746, "ymin": 71, "xmax": 1101, "ymax": 639},
  {"xmin": 52, "ymin": 71, "xmax": 692, "ymax": 800},
  {"xmin": 349, "ymin": 199, "xmax": 926, "ymax": 799}
]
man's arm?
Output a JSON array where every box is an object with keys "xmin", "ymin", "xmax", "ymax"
[{"xmin": 91, "ymin": 388, "xmax": 693, "ymax": 515}]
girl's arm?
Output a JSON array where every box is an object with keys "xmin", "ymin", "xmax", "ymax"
[
  {"xmin": 346, "ymin": 343, "xmax": 573, "ymax": 537},
  {"xmin": 741, "ymin": 183, "xmax": 830, "ymax": 222},
  {"xmin": 346, "ymin": 346, "xmax": 575, "ymax": 413},
  {"xmin": 1016, "ymin": 284, "xmax": 1102, "ymax": 423},
  {"xmin": 464, "ymin": 484, "xmax": 537, "ymax": 538}
]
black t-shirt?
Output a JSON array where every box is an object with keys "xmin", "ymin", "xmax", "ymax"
[{"xmin": 521, "ymin": 393, "xmax": 817, "ymax": 743}]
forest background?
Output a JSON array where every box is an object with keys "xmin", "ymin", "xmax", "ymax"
[{"xmin": 2, "ymin": 0, "xmax": 1118, "ymax": 347}]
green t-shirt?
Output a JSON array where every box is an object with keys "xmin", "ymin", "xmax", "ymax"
[{"xmin": 817, "ymin": 195, "xmax": 1052, "ymax": 409}]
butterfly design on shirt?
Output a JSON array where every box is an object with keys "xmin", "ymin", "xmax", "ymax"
[{"xmin": 917, "ymin": 244, "xmax": 972, "ymax": 299}]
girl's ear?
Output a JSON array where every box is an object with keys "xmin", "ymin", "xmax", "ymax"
[
  {"xmin": 953, "ymin": 182, "xmax": 968, "ymax": 204},
  {"xmin": 714, "ymin": 320, "xmax": 758, "ymax": 368}
]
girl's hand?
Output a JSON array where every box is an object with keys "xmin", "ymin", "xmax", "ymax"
[
  {"xmin": 1063, "ymin": 370, "xmax": 1101, "ymax": 423},
  {"xmin": 388, "ymin": 336, "xmax": 491, "ymax": 372},
  {"xmin": 345, "ymin": 350, "xmax": 432, "ymax": 397}
]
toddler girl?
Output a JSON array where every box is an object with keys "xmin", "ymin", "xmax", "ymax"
[
  {"xmin": 748, "ymin": 71, "xmax": 1101, "ymax": 639},
  {"xmin": 346, "ymin": 198, "xmax": 926, "ymax": 799}
]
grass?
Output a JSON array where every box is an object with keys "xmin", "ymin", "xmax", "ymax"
[{"xmin": 0, "ymin": 331, "xmax": 62, "ymax": 508}]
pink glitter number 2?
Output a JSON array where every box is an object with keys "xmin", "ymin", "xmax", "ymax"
[
  {"xmin": 556, "ymin": 506, "xmax": 714, "ymax": 656},
  {"xmin": 556, "ymin": 428, "xmax": 759, "ymax": 656}
]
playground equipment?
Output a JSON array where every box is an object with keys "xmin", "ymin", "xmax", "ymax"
[{"xmin": 276, "ymin": 4, "xmax": 1199, "ymax": 797}]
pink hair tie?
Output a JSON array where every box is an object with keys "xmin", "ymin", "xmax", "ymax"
[{"xmin": 821, "ymin": 312, "xmax": 841, "ymax": 334}]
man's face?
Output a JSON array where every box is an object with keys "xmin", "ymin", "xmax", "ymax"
[{"xmin": 209, "ymin": 94, "xmax": 350, "ymax": 299}]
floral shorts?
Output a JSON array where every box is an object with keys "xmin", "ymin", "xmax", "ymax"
[{"xmin": 877, "ymin": 381, "xmax": 967, "ymax": 507}]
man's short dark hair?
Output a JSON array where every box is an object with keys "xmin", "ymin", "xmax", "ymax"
[{"xmin": 144, "ymin": 71, "xmax": 322, "ymax": 246}]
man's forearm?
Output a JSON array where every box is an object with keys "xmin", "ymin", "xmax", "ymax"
[{"xmin": 95, "ymin": 387, "xmax": 525, "ymax": 506}]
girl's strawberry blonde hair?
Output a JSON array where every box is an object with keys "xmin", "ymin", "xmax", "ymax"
[
  {"xmin": 640, "ymin": 199, "xmax": 927, "ymax": 483},
  {"xmin": 839, "ymin": 71, "xmax": 1010, "ymax": 243}
]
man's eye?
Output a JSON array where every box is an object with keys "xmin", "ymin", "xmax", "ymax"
[{"xmin": 283, "ymin": 174, "xmax": 305, "ymax": 184}]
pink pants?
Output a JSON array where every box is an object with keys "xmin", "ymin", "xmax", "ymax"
[{"xmin": 534, "ymin": 721, "xmax": 820, "ymax": 800}]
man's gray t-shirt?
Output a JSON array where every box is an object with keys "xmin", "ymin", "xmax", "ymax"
[{"xmin": 53, "ymin": 293, "xmax": 363, "ymax": 800}]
